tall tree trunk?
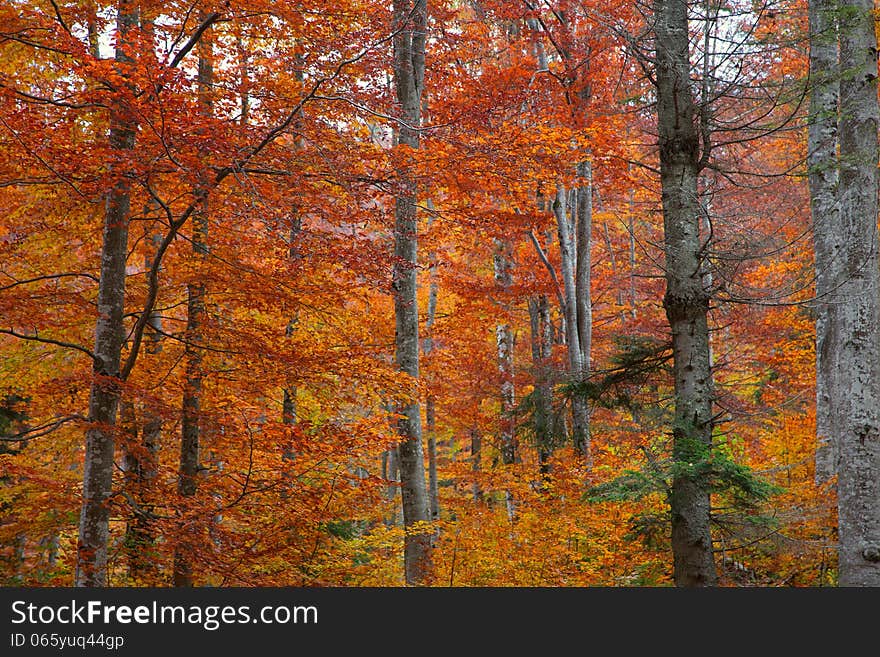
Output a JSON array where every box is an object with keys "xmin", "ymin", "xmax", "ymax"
[
  {"xmin": 808, "ymin": 0, "xmax": 840, "ymax": 485},
  {"xmin": 835, "ymin": 0, "xmax": 880, "ymax": 586},
  {"xmin": 282, "ymin": 52, "xmax": 304, "ymax": 431},
  {"xmin": 174, "ymin": 19, "xmax": 213, "ymax": 587},
  {"xmin": 654, "ymin": 0, "xmax": 717, "ymax": 587},
  {"xmin": 75, "ymin": 0, "xmax": 139, "ymax": 588},
  {"xmin": 392, "ymin": 0, "xmax": 432, "ymax": 585},
  {"xmin": 574, "ymin": 160, "xmax": 592, "ymax": 464}
]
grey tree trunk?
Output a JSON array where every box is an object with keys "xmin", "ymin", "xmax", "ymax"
[
  {"xmin": 654, "ymin": 0, "xmax": 717, "ymax": 587},
  {"xmin": 392, "ymin": 0, "xmax": 432, "ymax": 585},
  {"xmin": 835, "ymin": 0, "xmax": 880, "ymax": 586},
  {"xmin": 808, "ymin": 0, "xmax": 841, "ymax": 485},
  {"xmin": 175, "ymin": 22, "xmax": 213, "ymax": 588},
  {"xmin": 75, "ymin": 0, "xmax": 139, "ymax": 588},
  {"xmin": 553, "ymin": 185, "xmax": 591, "ymax": 460}
]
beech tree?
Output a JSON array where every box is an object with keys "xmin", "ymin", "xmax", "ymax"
[
  {"xmin": 392, "ymin": 0, "xmax": 433, "ymax": 585},
  {"xmin": 832, "ymin": 0, "xmax": 880, "ymax": 587},
  {"xmin": 808, "ymin": 0, "xmax": 839, "ymax": 486}
]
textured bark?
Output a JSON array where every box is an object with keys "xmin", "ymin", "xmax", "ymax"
[
  {"xmin": 809, "ymin": 0, "xmax": 841, "ymax": 484},
  {"xmin": 175, "ymin": 22, "xmax": 213, "ymax": 588},
  {"xmin": 75, "ymin": 1, "xmax": 138, "ymax": 588},
  {"xmin": 393, "ymin": 0, "xmax": 432, "ymax": 585},
  {"xmin": 835, "ymin": 0, "xmax": 880, "ymax": 586},
  {"xmin": 654, "ymin": 0, "xmax": 717, "ymax": 587}
]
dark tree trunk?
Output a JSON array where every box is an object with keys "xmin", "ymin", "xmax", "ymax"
[{"xmin": 174, "ymin": 19, "xmax": 213, "ymax": 587}]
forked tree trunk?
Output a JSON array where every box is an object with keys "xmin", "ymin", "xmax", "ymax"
[
  {"xmin": 654, "ymin": 0, "xmax": 717, "ymax": 587},
  {"xmin": 75, "ymin": 0, "xmax": 139, "ymax": 588},
  {"xmin": 392, "ymin": 0, "xmax": 432, "ymax": 585},
  {"xmin": 553, "ymin": 185, "xmax": 591, "ymax": 460},
  {"xmin": 835, "ymin": 0, "xmax": 880, "ymax": 586}
]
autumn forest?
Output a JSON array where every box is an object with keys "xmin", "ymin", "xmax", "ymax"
[{"xmin": 1, "ymin": 0, "xmax": 879, "ymax": 588}]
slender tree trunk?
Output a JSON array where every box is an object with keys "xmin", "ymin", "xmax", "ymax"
[
  {"xmin": 123, "ymin": 230, "xmax": 162, "ymax": 582},
  {"xmin": 174, "ymin": 20, "xmax": 213, "ymax": 587},
  {"xmin": 424, "ymin": 242, "xmax": 440, "ymax": 520},
  {"xmin": 628, "ymin": 182, "xmax": 637, "ymax": 318},
  {"xmin": 493, "ymin": 238, "xmax": 517, "ymax": 466},
  {"xmin": 808, "ymin": 0, "xmax": 841, "ymax": 485},
  {"xmin": 574, "ymin": 161, "xmax": 592, "ymax": 464},
  {"xmin": 470, "ymin": 429, "xmax": 482, "ymax": 503},
  {"xmin": 835, "ymin": 0, "xmax": 880, "ymax": 586},
  {"xmin": 382, "ymin": 448, "xmax": 402, "ymax": 527},
  {"xmin": 75, "ymin": 0, "xmax": 138, "ymax": 588},
  {"xmin": 392, "ymin": 0, "xmax": 432, "ymax": 585},
  {"xmin": 654, "ymin": 0, "xmax": 717, "ymax": 587},
  {"xmin": 282, "ymin": 53, "xmax": 304, "ymax": 430},
  {"xmin": 119, "ymin": 398, "xmax": 154, "ymax": 585},
  {"xmin": 282, "ymin": 218, "xmax": 301, "ymax": 433},
  {"xmin": 529, "ymin": 295, "xmax": 553, "ymax": 479},
  {"xmin": 493, "ymin": 238, "xmax": 517, "ymax": 521}
]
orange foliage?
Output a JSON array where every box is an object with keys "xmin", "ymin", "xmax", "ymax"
[{"xmin": 0, "ymin": 0, "xmax": 838, "ymax": 587}]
